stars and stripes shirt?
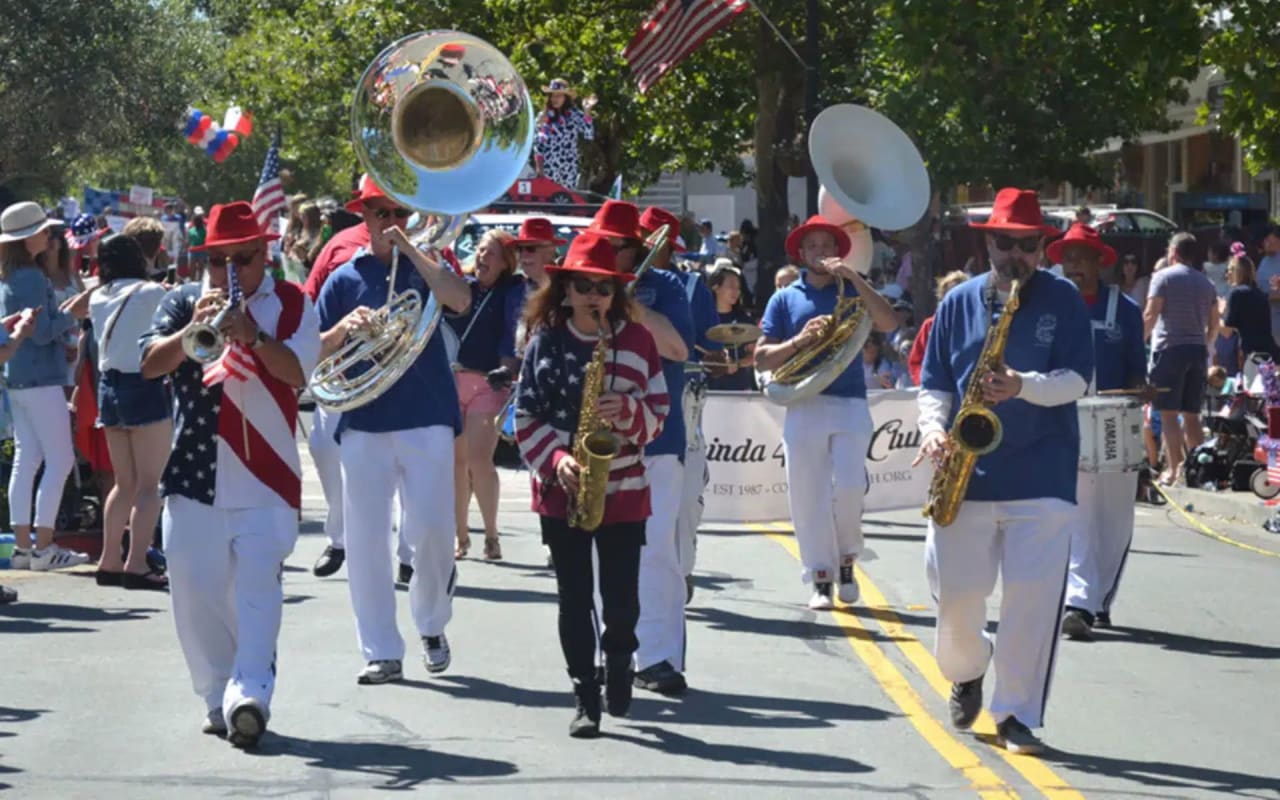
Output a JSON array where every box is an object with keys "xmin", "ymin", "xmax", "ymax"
[
  {"xmin": 515, "ymin": 319, "xmax": 669, "ymax": 525},
  {"xmin": 140, "ymin": 275, "xmax": 321, "ymax": 510}
]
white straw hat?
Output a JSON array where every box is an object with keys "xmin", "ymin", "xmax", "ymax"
[{"xmin": 0, "ymin": 202, "xmax": 57, "ymax": 243}]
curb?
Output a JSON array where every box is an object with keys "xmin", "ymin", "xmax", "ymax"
[{"xmin": 1159, "ymin": 485, "xmax": 1277, "ymax": 528}]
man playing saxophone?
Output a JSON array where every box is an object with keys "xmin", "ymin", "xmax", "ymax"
[
  {"xmin": 913, "ymin": 188, "xmax": 1094, "ymax": 755},
  {"xmin": 755, "ymin": 215, "xmax": 897, "ymax": 610},
  {"xmin": 513, "ymin": 233, "xmax": 669, "ymax": 738}
]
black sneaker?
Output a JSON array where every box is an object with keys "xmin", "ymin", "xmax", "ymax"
[
  {"xmin": 570, "ymin": 680, "xmax": 602, "ymax": 739},
  {"xmin": 633, "ymin": 660, "xmax": 687, "ymax": 696},
  {"xmin": 604, "ymin": 660, "xmax": 634, "ymax": 717},
  {"xmin": 398, "ymin": 563, "xmax": 414, "ymax": 585},
  {"xmin": 949, "ymin": 675, "xmax": 983, "ymax": 730},
  {"xmin": 0, "ymin": 585, "xmax": 17, "ymax": 605},
  {"xmin": 996, "ymin": 716, "xmax": 1044, "ymax": 755},
  {"xmin": 1094, "ymin": 611, "xmax": 1112, "ymax": 629},
  {"xmin": 1061, "ymin": 608, "xmax": 1094, "ymax": 641},
  {"xmin": 685, "ymin": 575, "xmax": 695, "ymax": 605},
  {"xmin": 313, "ymin": 546, "xmax": 345, "ymax": 577}
]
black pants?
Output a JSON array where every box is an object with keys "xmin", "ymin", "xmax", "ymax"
[{"xmin": 541, "ymin": 515, "xmax": 644, "ymax": 684}]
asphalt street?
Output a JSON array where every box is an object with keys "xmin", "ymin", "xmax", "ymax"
[{"xmin": 3, "ymin": 430, "xmax": 1279, "ymax": 799}]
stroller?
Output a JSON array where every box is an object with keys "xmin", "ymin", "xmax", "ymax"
[{"xmin": 1184, "ymin": 354, "xmax": 1270, "ymax": 496}]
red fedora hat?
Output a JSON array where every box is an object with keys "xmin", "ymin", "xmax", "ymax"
[
  {"xmin": 508, "ymin": 217, "xmax": 567, "ymax": 247},
  {"xmin": 1046, "ymin": 223, "xmax": 1117, "ymax": 267},
  {"xmin": 190, "ymin": 201, "xmax": 280, "ymax": 252},
  {"xmin": 344, "ymin": 173, "xmax": 391, "ymax": 212},
  {"xmin": 545, "ymin": 231, "xmax": 637, "ymax": 283},
  {"xmin": 784, "ymin": 215, "xmax": 852, "ymax": 263},
  {"xmin": 587, "ymin": 200, "xmax": 643, "ymax": 241},
  {"xmin": 970, "ymin": 188, "xmax": 1060, "ymax": 236},
  {"xmin": 639, "ymin": 207, "xmax": 686, "ymax": 252}
]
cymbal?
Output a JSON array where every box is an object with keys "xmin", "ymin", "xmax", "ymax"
[{"xmin": 706, "ymin": 322, "xmax": 762, "ymax": 346}]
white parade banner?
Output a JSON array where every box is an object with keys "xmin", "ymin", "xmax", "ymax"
[
  {"xmin": 129, "ymin": 185, "xmax": 154, "ymax": 206},
  {"xmin": 700, "ymin": 389, "xmax": 933, "ymax": 524}
]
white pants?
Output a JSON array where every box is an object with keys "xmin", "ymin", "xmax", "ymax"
[
  {"xmin": 310, "ymin": 407, "xmax": 413, "ymax": 565},
  {"xmin": 676, "ymin": 441, "xmax": 707, "ymax": 578},
  {"xmin": 782, "ymin": 395, "xmax": 870, "ymax": 583},
  {"xmin": 341, "ymin": 426, "xmax": 456, "ymax": 662},
  {"xmin": 926, "ymin": 498, "xmax": 1074, "ymax": 729},
  {"xmin": 636, "ymin": 454, "xmax": 686, "ymax": 672},
  {"xmin": 1066, "ymin": 471, "xmax": 1138, "ymax": 616},
  {"xmin": 7, "ymin": 385, "xmax": 76, "ymax": 529},
  {"xmin": 164, "ymin": 495, "xmax": 297, "ymax": 722}
]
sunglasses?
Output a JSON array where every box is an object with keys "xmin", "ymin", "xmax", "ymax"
[
  {"xmin": 208, "ymin": 251, "xmax": 258, "ymax": 268},
  {"xmin": 991, "ymin": 234, "xmax": 1042, "ymax": 254},
  {"xmin": 516, "ymin": 245, "xmax": 548, "ymax": 254},
  {"xmin": 570, "ymin": 276, "xmax": 616, "ymax": 297},
  {"xmin": 372, "ymin": 207, "xmax": 412, "ymax": 221}
]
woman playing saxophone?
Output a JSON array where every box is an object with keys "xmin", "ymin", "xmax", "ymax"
[{"xmin": 513, "ymin": 232, "xmax": 669, "ymax": 739}]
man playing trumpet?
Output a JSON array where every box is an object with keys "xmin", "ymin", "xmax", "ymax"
[
  {"xmin": 140, "ymin": 201, "xmax": 322, "ymax": 749},
  {"xmin": 755, "ymin": 215, "xmax": 897, "ymax": 611}
]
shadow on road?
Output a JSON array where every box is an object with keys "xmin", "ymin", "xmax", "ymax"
[
  {"xmin": 0, "ymin": 603, "xmax": 157, "ymax": 635},
  {"xmin": 688, "ymin": 605, "xmax": 911, "ymax": 645},
  {"xmin": 1106, "ymin": 625, "xmax": 1280, "ymax": 660},
  {"xmin": 252, "ymin": 733, "xmax": 518, "ymax": 789},
  {"xmin": 0, "ymin": 706, "xmax": 50, "ymax": 792},
  {"xmin": 1043, "ymin": 748, "xmax": 1280, "ymax": 797},
  {"xmin": 454, "ymin": 584, "xmax": 558, "ymax": 604},
  {"xmin": 611, "ymin": 725, "xmax": 875, "ymax": 773}
]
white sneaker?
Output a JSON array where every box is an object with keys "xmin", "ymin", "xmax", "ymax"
[
  {"xmin": 423, "ymin": 634, "xmax": 451, "ymax": 674},
  {"xmin": 838, "ymin": 557, "xmax": 860, "ymax": 605},
  {"xmin": 10, "ymin": 548, "xmax": 32, "ymax": 570},
  {"xmin": 201, "ymin": 708, "xmax": 227, "ymax": 736},
  {"xmin": 227, "ymin": 699, "xmax": 267, "ymax": 749},
  {"xmin": 30, "ymin": 544, "xmax": 90, "ymax": 571},
  {"xmin": 808, "ymin": 582, "xmax": 834, "ymax": 610},
  {"xmin": 357, "ymin": 660, "xmax": 403, "ymax": 685}
]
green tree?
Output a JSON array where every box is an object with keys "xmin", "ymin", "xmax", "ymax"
[
  {"xmin": 1201, "ymin": 3, "xmax": 1280, "ymax": 177},
  {"xmin": 0, "ymin": 0, "xmax": 218, "ymax": 202}
]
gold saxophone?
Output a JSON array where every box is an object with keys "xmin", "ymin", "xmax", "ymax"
[
  {"xmin": 922, "ymin": 278, "xmax": 1022, "ymax": 527},
  {"xmin": 568, "ymin": 313, "xmax": 623, "ymax": 531}
]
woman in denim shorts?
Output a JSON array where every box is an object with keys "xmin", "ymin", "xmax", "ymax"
[{"xmin": 88, "ymin": 235, "xmax": 171, "ymax": 590}]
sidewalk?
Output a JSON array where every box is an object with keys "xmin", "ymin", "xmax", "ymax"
[{"xmin": 1159, "ymin": 484, "xmax": 1279, "ymax": 528}]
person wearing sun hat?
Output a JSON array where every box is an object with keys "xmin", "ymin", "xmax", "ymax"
[
  {"xmin": 513, "ymin": 231, "xmax": 669, "ymax": 738},
  {"xmin": 914, "ymin": 187, "xmax": 1095, "ymax": 755},
  {"xmin": 590, "ymin": 199, "xmax": 696, "ymax": 696},
  {"xmin": 756, "ymin": 214, "xmax": 897, "ymax": 613},
  {"xmin": 139, "ymin": 200, "xmax": 322, "ymax": 749},
  {"xmin": 0, "ymin": 201, "xmax": 94, "ymax": 573},
  {"xmin": 533, "ymin": 78, "xmax": 596, "ymax": 189},
  {"xmin": 640, "ymin": 206, "xmax": 721, "ymax": 604},
  {"xmin": 315, "ymin": 175, "xmax": 472, "ymax": 688},
  {"xmin": 1051, "ymin": 223, "xmax": 1147, "ymax": 643}
]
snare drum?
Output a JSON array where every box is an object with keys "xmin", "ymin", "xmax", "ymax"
[{"xmin": 1077, "ymin": 396, "xmax": 1145, "ymax": 473}]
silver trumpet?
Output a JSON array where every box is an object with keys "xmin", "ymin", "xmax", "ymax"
[{"xmin": 182, "ymin": 267, "xmax": 241, "ymax": 363}]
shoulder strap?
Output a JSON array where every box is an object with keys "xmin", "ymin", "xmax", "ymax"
[
  {"xmin": 99, "ymin": 282, "xmax": 148, "ymax": 354},
  {"xmin": 1105, "ymin": 284, "xmax": 1119, "ymax": 327},
  {"xmin": 458, "ymin": 285, "xmax": 496, "ymax": 347},
  {"xmin": 683, "ymin": 271, "xmax": 699, "ymax": 303}
]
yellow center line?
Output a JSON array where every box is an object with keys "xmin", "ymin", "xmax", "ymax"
[
  {"xmin": 1152, "ymin": 483, "xmax": 1280, "ymax": 559},
  {"xmin": 760, "ymin": 522, "xmax": 1086, "ymax": 800},
  {"xmin": 749, "ymin": 524, "xmax": 1020, "ymax": 800}
]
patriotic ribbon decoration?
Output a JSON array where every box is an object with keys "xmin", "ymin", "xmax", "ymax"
[
  {"xmin": 203, "ymin": 266, "xmax": 258, "ymax": 386},
  {"xmin": 181, "ymin": 105, "xmax": 254, "ymax": 163}
]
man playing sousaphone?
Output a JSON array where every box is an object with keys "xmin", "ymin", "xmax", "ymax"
[
  {"xmin": 754, "ymin": 215, "xmax": 897, "ymax": 610},
  {"xmin": 913, "ymin": 188, "xmax": 1094, "ymax": 754}
]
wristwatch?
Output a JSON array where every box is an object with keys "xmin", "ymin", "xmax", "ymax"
[{"xmin": 252, "ymin": 329, "xmax": 269, "ymax": 349}]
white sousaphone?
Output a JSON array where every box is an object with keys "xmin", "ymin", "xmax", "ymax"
[{"xmin": 760, "ymin": 104, "xmax": 930, "ymax": 405}]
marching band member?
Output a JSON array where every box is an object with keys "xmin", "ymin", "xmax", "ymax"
[
  {"xmin": 640, "ymin": 206, "xmax": 721, "ymax": 601},
  {"xmin": 305, "ymin": 177, "xmax": 413, "ymax": 580},
  {"xmin": 914, "ymin": 189, "xmax": 1094, "ymax": 754},
  {"xmin": 514, "ymin": 232, "xmax": 668, "ymax": 738},
  {"xmin": 754, "ymin": 215, "xmax": 896, "ymax": 610},
  {"xmin": 1052, "ymin": 224, "xmax": 1146, "ymax": 640},
  {"xmin": 588, "ymin": 200, "xmax": 694, "ymax": 696},
  {"xmin": 139, "ymin": 201, "xmax": 321, "ymax": 748},
  {"xmin": 315, "ymin": 182, "xmax": 471, "ymax": 685},
  {"xmin": 446, "ymin": 229, "xmax": 523, "ymax": 560}
]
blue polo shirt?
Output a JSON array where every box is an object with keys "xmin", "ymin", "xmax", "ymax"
[
  {"xmin": 922, "ymin": 270, "xmax": 1093, "ymax": 504},
  {"xmin": 1087, "ymin": 285, "xmax": 1145, "ymax": 392},
  {"xmin": 633, "ymin": 267, "xmax": 695, "ymax": 459},
  {"xmin": 666, "ymin": 268, "xmax": 722, "ymax": 362},
  {"xmin": 446, "ymin": 273, "xmax": 523, "ymax": 371},
  {"xmin": 760, "ymin": 271, "xmax": 867, "ymax": 399},
  {"xmin": 316, "ymin": 250, "xmax": 462, "ymax": 440}
]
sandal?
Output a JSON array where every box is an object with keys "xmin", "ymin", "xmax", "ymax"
[
  {"xmin": 95, "ymin": 570, "xmax": 124, "ymax": 587},
  {"xmin": 483, "ymin": 536, "xmax": 502, "ymax": 561},
  {"xmin": 454, "ymin": 535, "xmax": 471, "ymax": 560},
  {"xmin": 122, "ymin": 569, "xmax": 169, "ymax": 592}
]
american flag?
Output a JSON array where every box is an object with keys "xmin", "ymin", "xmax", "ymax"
[
  {"xmin": 202, "ymin": 266, "xmax": 257, "ymax": 386},
  {"xmin": 251, "ymin": 132, "xmax": 286, "ymax": 230},
  {"xmin": 623, "ymin": 0, "xmax": 750, "ymax": 93},
  {"xmin": 1268, "ymin": 449, "xmax": 1280, "ymax": 488}
]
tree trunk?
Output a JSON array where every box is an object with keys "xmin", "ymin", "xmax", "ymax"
[
  {"xmin": 905, "ymin": 192, "xmax": 940, "ymax": 319},
  {"xmin": 753, "ymin": 16, "xmax": 800, "ymax": 308}
]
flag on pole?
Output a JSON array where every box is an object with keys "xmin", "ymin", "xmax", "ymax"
[
  {"xmin": 623, "ymin": 0, "xmax": 750, "ymax": 93},
  {"xmin": 251, "ymin": 132, "xmax": 287, "ymax": 231},
  {"xmin": 202, "ymin": 266, "xmax": 257, "ymax": 386},
  {"xmin": 610, "ymin": 174, "xmax": 623, "ymax": 200}
]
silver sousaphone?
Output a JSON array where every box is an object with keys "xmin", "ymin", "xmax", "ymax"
[{"xmin": 308, "ymin": 31, "xmax": 535, "ymax": 412}]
